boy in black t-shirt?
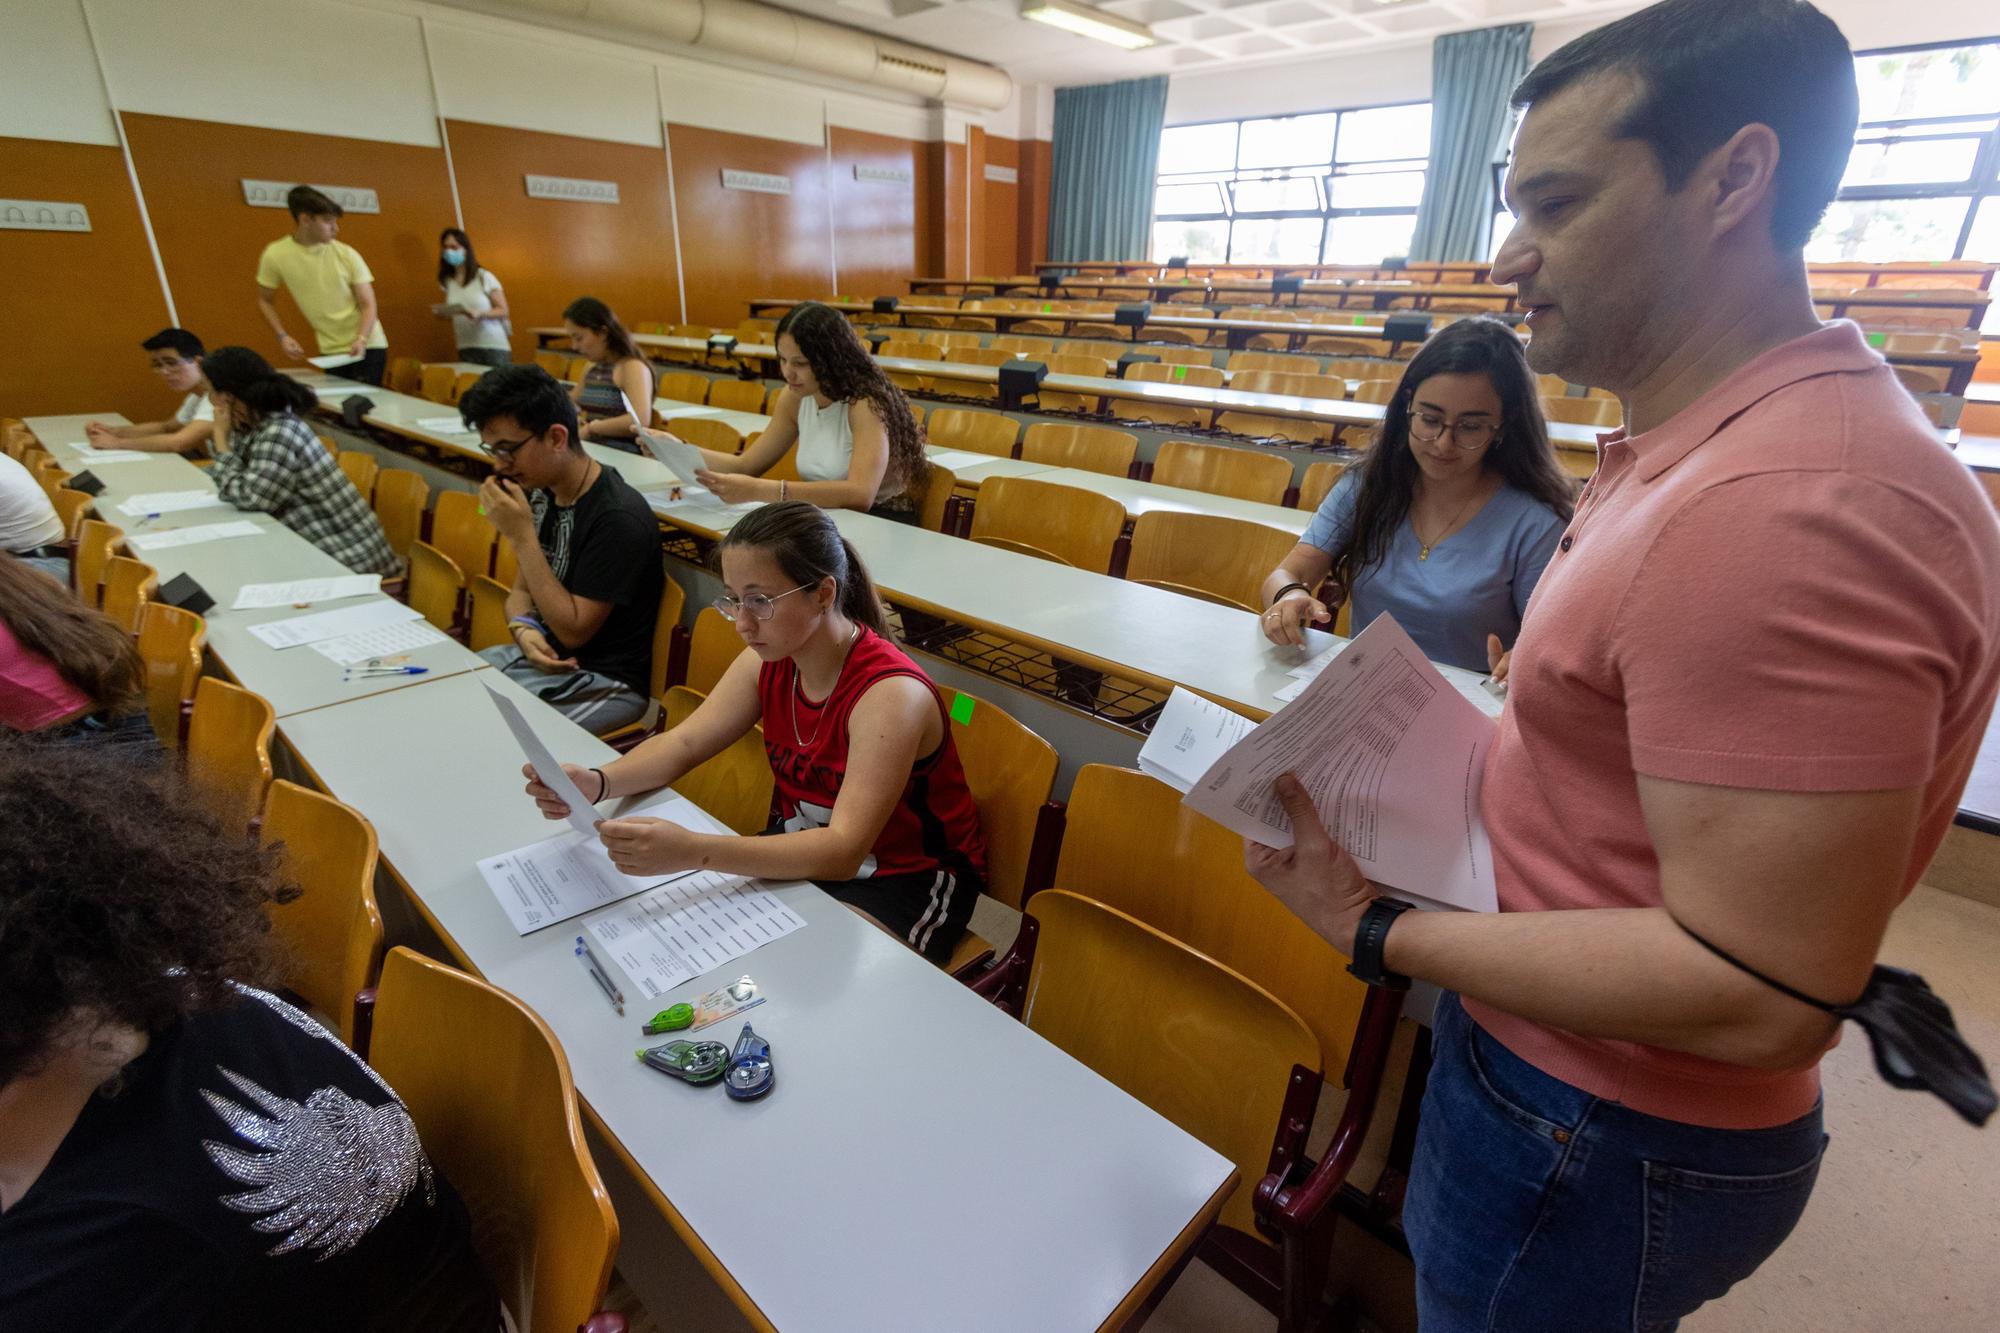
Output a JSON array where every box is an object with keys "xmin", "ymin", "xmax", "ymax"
[{"xmin": 461, "ymin": 364, "xmax": 664, "ymax": 733}]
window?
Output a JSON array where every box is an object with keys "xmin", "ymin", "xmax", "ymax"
[
  {"xmin": 1803, "ymin": 38, "xmax": 2000, "ymax": 332},
  {"xmin": 1152, "ymin": 101, "xmax": 1432, "ymax": 266}
]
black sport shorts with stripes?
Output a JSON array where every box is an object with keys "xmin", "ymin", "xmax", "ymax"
[{"xmin": 816, "ymin": 867, "xmax": 979, "ymax": 966}]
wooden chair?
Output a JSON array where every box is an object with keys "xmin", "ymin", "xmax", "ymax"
[
  {"xmin": 978, "ymin": 768, "xmax": 1406, "ymax": 1326},
  {"xmin": 1127, "ymin": 512, "xmax": 1298, "ymax": 612},
  {"xmin": 1893, "ymin": 364, "xmax": 1951, "ymax": 395},
  {"xmin": 991, "ymin": 335, "xmax": 1055, "ymax": 358},
  {"xmin": 598, "ymin": 578, "xmax": 687, "ymax": 747},
  {"xmin": 406, "ymin": 541, "xmax": 465, "ymax": 636},
  {"xmin": 72, "ymin": 519, "xmax": 124, "ymax": 605},
  {"xmin": 941, "ymin": 346, "xmax": 1019, "ymax": 402},
  {"xmin": 666, "ymin": 417, "xmax": 744, "ymax": 455},
  {"xmin": 1012, "ymin": 890, "xmax": 1305, "ymax": 1294},
  {"xmin": 1296, "ymin": 460, "xmax": 1346, "ymax": 512},
  {"xmin": 184, "ymin": 677, "xmax": 274, "ymax": 839},
  {"xmin": 1037, "ymin": 354, "xmax": 1112, "ymax": 413},
  {"xmin": 1216, "ymin": 371, "xmax": 1347, "ymax": 445},
  {"xmin": 925, "ymin": 408, "xmax": 1019, "ymax": 458},
  {"xmin": 452, "ymin": 370, "xmax": 484, "ymax": 402},
  {"xmin": 668, "ymin": 323, "xmax": 711, "ymax": 340},
  {"xmin": 566, "ymin": 356, "xmax": 594, "ymax": 384},
  {"xmin": 1019, "ymin": 423, "xmax": 1138, "ymax": 478},
  {"xmin": 337, "ymin": 450, "xmax": 379, "ymax": 504},
  {"xmin": 100, "ymin": 556, "xmax": 157, "ymax": 634},
  {"xmin": 919, "ymin": 330, "xmax": 981, "ymax": 350},
  {"xmin": 429, "ymin": 490, "xmax": 495, "ymax": 581},
  {"xmin": 135, "ymin": 602, "xmax": 206, "ymax": 750},
  {"xmin": 387, "ymin": 356, "xmax": 424, "ymax": 395},
  {"xmin": 1152, "ymin": 440, "xmax": 1291, "ymax": 505},
  {"xmin": 1067, "ymin": 339, "xmax": 1136, "ymax": 365},
  {"xmin": 314, "ymin": 432, "xmax": 340, "ymax": 459},
  {"xmin": 534, "ymin": 348, "xmax": 571, "ymax": 378},
  {"xmin": 1109, "ymin": 362, "xmax": 1224, "ymax": 428},
  {"xmin": 1152, "ymin": 344, "xmax": 1216, "ymax": 367},
  {"xmin": 947, "ymin": 688, "xmax": 1059, "ymax": 912},
  {"xmin": 1541, "ymin": 395, "xmax": 1622, "ymax": 428},
  {"xmin": 1300, "ymin": 333, "xmax": 1380, "ymax": 357},
  {"xmin": 419, "ymin": 363, "xmax": 459, "ymax": 404},
  {"xmin": 1228, "ymin": 350, "xmax": 1323, "ymax": 376},
  {"xmin": 917, "ymin": 463, "xmax": 957, "ymax": 533},
  {"xmin": 33, "ymin": 456, "xmax": 71, "ymax": 503},
  {"xmin": 370, "ymin": 469, "xmax": 430, "ymax": 559},
  {"xmin": 493, "ymin": 536, "xmax": 519, "ymax": 585},
  {"xmin": 685, "ymin": 607, "xmax": 745, "ymax": 695},
  {"xmin": 969, "ymin": 476, "xmax": 1125, "ymax": 573},
  {"xmin": 466, "ymin": 574, "xmax": 511, "ymax": 651},
  {"xmin": 1350, "ymin": 378, "xmax": 1400, "ymax": 405},
  {"xmin": 707, "ymin": 378, "xmax": 770, "ymax": 413},
  {"xmin": 878, "ymin": 339, "xmax": 943, "ymax": 394},
  {"xmin": 655, "ymin": 370, "xmax": 711, "ymax": 405},
  {"xmin": 660, "ymin": 686, "xmax": 773, "ymax": 835},
  {"xmin": 261, "ymin": 780, "xmax": 384, "ymax": 1050},
  {"xmin": 367, "ymin": 947, "xmax": 624, "ymax": 1333}
]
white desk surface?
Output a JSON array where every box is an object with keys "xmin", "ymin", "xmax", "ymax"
[
  {"xmin": 33, "ymin": 412, "xmax": 487, "ymax": 716},
  {"xmin": 279, "ymin": 667, "xmax": 1235, "ymax": 1333},
  {"xmin": 1038, "ymin": 468, "xmax": 1312, "ymax": 534}
]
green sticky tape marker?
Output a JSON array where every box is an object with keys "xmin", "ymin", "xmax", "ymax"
[
  {"xmin": 1352, "ymin": 315, "xmax": 1366, "ymax": 325},
  {"xmin": 1173, "ymin": 365, "xmax": 1188, "ymax": 381},
  {"xmin": 950, "ymin": 693, "xmax": 976, "ymax": 725},
  {"xmin": 1867, "ymin": 331, "xmax": 1887, "ymax": 348},
  {"xmin": 1043, "ymin": 302, "xmax": 1052, "ymax": 313}
]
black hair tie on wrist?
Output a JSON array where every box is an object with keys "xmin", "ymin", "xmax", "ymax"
[{"xmin": 1673, "ymin": 916, "xmax": 1994, "ymax": 1126}]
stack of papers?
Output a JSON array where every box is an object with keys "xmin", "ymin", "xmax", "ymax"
[
  {"xmin": 246, "ymin": 599, "xmax": 422, "ymax": 649},
  {"xmin": 585, "ymin": 871, "xmax": 807, "ymax": 1001},
  {"xmin": 1138, "ymin": 614, "xmax": 1499, "ymax": 913},
  {"xmin": 476, "ymin": 794, "xmax": 711, "ymax": 934},
  {"xmin": 307, "ymin": 353, "xmax": 363, "ymax": 371},
  {"xmin": 127, "ymin": 520, "xmax": 264, "ymax": 551},
  {"xmin": 308, "ymin": 621, "xmax": 449, "ymax": 665},
  {"xmin": 115, "ymin": 490, "xmax": 225, "ymax": 517},
  {"xmin": 413, "ymin": 416, "xmax": 472, "ymax": 434},
  {"xmin": 66, "ymin": 445, "xmax": 152, "ymax": 464},
  {"xmin": 231, "ymin": 575, "xmax": 381, "ymax": 610},
  {"xmin": 312, "ymin": 385, "xmax": 368, "ymax": 402}
]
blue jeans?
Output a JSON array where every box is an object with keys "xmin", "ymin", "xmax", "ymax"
[{"xmin": 1404, "ymin": 993, "xmax": 1827, "ymax": 1332}]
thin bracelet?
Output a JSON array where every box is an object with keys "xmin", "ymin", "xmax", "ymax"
[
  {"xmin": 1268, "ymin": 581, "xmax": 1311, "ymax": 608},
  {"xmin": 588, "ymin": 767, "xmax": 609, "ymax": 802}
]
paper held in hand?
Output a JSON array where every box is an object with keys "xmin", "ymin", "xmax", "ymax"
[
  {"xmin": 477, "ymin": 795, "xmax": 711, "ymax": 935},
  {"xmin": 620, "ymin": 387, "xmax": 706, "ymax": 488},
  {"xmin": 483, "ymin": 682, "xmax": 601, "ymax": 836},
  {"xmin": 1140, "ymin": 614, "xmax": 1499, "ymax": 913}
]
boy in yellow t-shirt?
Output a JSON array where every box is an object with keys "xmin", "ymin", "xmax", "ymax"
[{"xmin": 254, "ymin": 185, "xmax": 389, "ymax": 386}]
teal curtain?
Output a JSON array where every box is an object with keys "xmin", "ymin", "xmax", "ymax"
[
  {"xmin": 1410, "ymin": 24, "xmax": 1533, "ymax": 262},
  {"xmin": 1048, "ymin": 75, "xmax": 1169, "ymax": 263}
]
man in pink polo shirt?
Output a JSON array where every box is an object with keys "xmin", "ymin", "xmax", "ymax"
[{"xmin": 1247, "ymin": 0, "xmax": 2000, "ymax": 1327}]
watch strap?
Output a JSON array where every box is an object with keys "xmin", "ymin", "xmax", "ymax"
[{"xmin": 1347, "ymin": 897, "xmax": 1417, "ymax": 990}]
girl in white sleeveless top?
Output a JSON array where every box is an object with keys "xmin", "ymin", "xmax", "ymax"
[{"xmin": 686, "ymin": 302, "xmax": 930, "ymax": 523}]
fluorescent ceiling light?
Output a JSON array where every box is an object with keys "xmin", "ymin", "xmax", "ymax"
[{"xmin": 1022, "ymin": 0, "xmax": 1157, "ymax": 50}]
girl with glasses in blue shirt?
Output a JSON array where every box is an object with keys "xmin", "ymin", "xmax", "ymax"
[{"xmin": 1260, "ymin": 317, "xmax": 1576, "ymax": 675}]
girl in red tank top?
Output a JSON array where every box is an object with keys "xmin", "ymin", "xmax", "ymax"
[{"xmin": 521, "ymin": 502, "xmax": 987, "ymax": 964}]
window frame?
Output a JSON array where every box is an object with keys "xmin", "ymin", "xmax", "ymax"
[{"xmin": 1153, "ymin": 99, "xmax": 1432, "ymax": 266}]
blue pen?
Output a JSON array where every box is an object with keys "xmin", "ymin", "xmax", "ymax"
[{"xmin": 343, "ymin": 665, "xmax": 430, "ymax": 679}]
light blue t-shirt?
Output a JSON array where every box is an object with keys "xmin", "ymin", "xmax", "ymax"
[{"xmin": 1300, "ymin": 472, "xmax": 1566, "ymax": 673}]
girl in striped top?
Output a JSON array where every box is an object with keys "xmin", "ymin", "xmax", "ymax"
[{"xmin": 562, "ymin": 296, "xmax": 652, "ymax": 454}]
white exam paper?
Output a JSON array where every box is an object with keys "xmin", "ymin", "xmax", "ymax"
[
  {"xmin": 308, "ymin": 620, "xmax": 449, "ymax": 665},
  {"xmin": 483, "ymin": 683, "xmax": 601, "ymax": 836},
  {"xmin": 635, "ymin": 427, "xmax": 706, "ymax": 486},
  {"xmin": 126, "ymin": 520, "xmax": 264, "ymax": 551},
  {"xmin": 116, "ymin": 490, "xmax": 225, "ymax": 517},
  {"xmin": 247, "ymin": 599, "xmax": 422, "ymax": 650},
  {"xmin": 67, "ymin": 446, "xmax": 152, "ymax": 464},
  {"xmin": 585, "ymin": 870, "xmax": 806, "ymax": 1001},
  {"xmin": 312, "ymin": 385, "xmax": 367, "ymax": 401},
  {"xmin": 476, "ymin": 794, "xmax": 709, "ymax": 934},
  {"xmin": 1184, "ymin": 613, "xmax": 1498, "ymax": 913},
  {"xmin": 231, "ymin": 575, "xmax": 382, "ymax": 610},
  {"xmin": 414, "ymin": 416, "xmax": 472, "ymax": 434},
  {"xmin": 307, "ymin": 353, "xmax": 363, "ymax": 370},
  {"xmin": 1138, "ymin": 687, "xmax": 1255, "ymax": 793}
]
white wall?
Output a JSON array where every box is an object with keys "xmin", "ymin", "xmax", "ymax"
[
  {"xmin": 1162, "ymin": 0, "xmax": 2000, "ymax": 124},
  {"xmin": 0, "ymin": 0, "xmax": 1043, "ymax": 151}
]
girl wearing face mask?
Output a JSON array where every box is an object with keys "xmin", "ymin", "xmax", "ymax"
[
  {"xmin": 432, "ymin": 228, "xmax": 511, "ymax": 366},
  {"xmin": 520, "ymin": 501, "xmax": 988, "ymax": 965}
]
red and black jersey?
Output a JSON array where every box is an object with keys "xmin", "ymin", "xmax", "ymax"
[{"xmin": 757, "ymin": 628, "xmax": 987, "ymax": 881}]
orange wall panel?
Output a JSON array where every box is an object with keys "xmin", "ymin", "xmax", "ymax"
[
  {"xmin": 1018, "ymin": 139, "xmax": 1051, "ymax": 271},
  {"xmin": 0, "ymin": 135, "xmax": 172, "ymax": 418},
  {"xmin": 829, "ymin": 126, "xmax": 923, "ymax": 302},
  {"xmin": 980, "ymin": 134, "xmax": 1021, "ymax": 278},
  {"xmin": 668, "ymin": 125, "xmax": 833, "ymax": 328},
  {"xmin": 446, "ymin": 119, "xmax": 680, "ymax": 347},
  {"xmin": 121, "ymin": 113, "xmax": 459, "ymax": 369}
]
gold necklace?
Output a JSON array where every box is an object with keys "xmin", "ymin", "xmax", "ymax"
[
  {"xmin": 789, "ymin": 622, "xmax": 863, "ymax": 748},
  {"xmin": 1413, "ymin": 488, "xmax": 1481, "ymax": 561}
]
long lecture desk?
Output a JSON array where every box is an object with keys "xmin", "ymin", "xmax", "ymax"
[
  {"xmin": 25, "ymin": 407, "xmax": 1240, "ymax": 1333},
  {"xmin": 1033, "ymin": 260, "xmax": 1495, "ymax": 283}
]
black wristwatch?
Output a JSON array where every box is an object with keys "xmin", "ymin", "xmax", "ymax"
[{"xmin": 1346, "ymin": 898, "xmax": 1417, "ymax": 990}]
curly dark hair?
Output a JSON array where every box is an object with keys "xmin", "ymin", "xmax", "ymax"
[
  {"xmin": 775, "ymin": 301, "xmax": 931, "ymax": 500},
  {"xmin": 0, "ymin": 737, "xmax": 292, "ymax": 1083}
]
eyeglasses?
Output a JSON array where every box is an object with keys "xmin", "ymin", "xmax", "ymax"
[
  {"xmin": 1408, "ymin": 409, "xmax": 1501, "ymax": 450},
  {"xmin": 479, "ymin": 433, "xmax": 537, "ymax": 462},
  {"xmin": 713, "ymin": 585, "xmax": 811, "ymax": 621}
]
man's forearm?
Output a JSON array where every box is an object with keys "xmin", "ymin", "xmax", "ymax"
[
  {"xmin": 510, "ymin": 543, "xmax": 589, "ymax": 643},
  {"xmin": 1382, "ymin": 905, "xmax": 1837, "ymax": 1070},
  {"xmin": 257, "ymin": 294, "xmax": 289, "ymax": 339}
]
